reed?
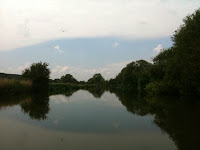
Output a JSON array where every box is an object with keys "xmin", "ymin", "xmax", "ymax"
[{"xmin": 0, "ymin": 79, "xmax": 32, "ymax": 96}]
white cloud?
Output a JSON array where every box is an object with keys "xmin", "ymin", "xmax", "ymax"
[
  {"xmin": 112, "ymin": 42, "xmax": 119, "ymax": 48},
  {"xmin": 3, "ymin": 62, "xmax": 31, "ymax": 74},
  {"xmin": 54, "ymin": 45, "xmax": 64, "ymax": 53},
  {"xmin": 17, "ymin": 62, "xmax": 31, "ymax": 71},
  {"xmin": 1, "ymin": 59, "xmax": 133, "ymax": 81},
  {"xmin": 51, "ymin": 65, "xmax": 68, "ymax": 74},
  {"xmin": 153, "ymin": 44, "xmax": 163, "ymax": 53},
  {"xmin": 0, "ymin": 0, "xmax": 198, "ymax": 51},
  {"xmin": 50, "ymin": 60, "xmax": 131, "ymax": 81}
]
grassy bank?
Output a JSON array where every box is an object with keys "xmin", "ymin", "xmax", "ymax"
[{"xmin": 0, "ymin": 79, "xmax": 32, "ymax": 96}]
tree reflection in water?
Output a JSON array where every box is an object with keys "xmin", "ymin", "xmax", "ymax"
[
  {"xmin": 85, "ymin": 87, "xmax": 105, "ymax": 98},
  {"xmin": 20, "ymin": 92, "xmax": 50, "ymax": 120},
  {"xmin": 146, "ymin": 96, "xmax": 200, "ymax": 150},
  {"xmin": 0, "ymin": 88, "xmax": 199, "ymax": 149},
  {"xmin": 113, "ymin": 90, "xmax": 200, "ymax": 150},
  {"xmin": 0, "ymin": 92, "xmax": 50, "ymax": 121}
]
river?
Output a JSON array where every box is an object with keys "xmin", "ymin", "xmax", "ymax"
[{"xmin": 0, "ymin": 90, "xmax": 199, "ymax": 150}]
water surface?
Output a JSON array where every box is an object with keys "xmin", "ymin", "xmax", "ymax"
[{"xmin": 0, "ymin": 90, "xmax": 199, "ymax": 150}]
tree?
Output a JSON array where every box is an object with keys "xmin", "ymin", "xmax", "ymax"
[
  {"xmin": 169, "ymin": 9, "xmax": 200, "ymax": 95},
  {"xmin": 111, "ymin": 60, "xmax": 152, "ymax": 92},
  {"xmin": 61, "ymin": 74, "xmax": 78, "ymax": 84},
  {"xmin": 145, "ymin": 9, "xmax": 200, "ymax": 96},
  {"xmin": 151, "ymin": 48, "xmax": 175, "ymax": 81},
  {"xmin": 87, "ymin": 73, "xmax": 105, "ymax": 85},
  {"xmin": 22, "ymin": 62, "xmax": 50, "ymax": 89}
]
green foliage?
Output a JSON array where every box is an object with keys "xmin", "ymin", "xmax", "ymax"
[
  {"xmin": 145, "ymin": 9, "xmax": 200, "ymax": 96},
  {"xmin": 151, "ymin": 48, "xmax": 175, "ymax": 81},
  {"xmin": 109, "ymin": 9, "xmax": 200, "ymax": 96},
  {"xmin": 110, "ymin": 60, "xmax": 152, "ymax": 92},
  {"xmin": 87, "ymin": 73, "xmax": 105, "ymax": 85},
  {"xmin": 49, "ymin": 83, "xmax": 81, "ymax": 95},
  {"xmin": 145, "ymin": 81, "xmax": 179, "ymax": 96},
  {"xmin": 60, "ymin": 74, "xmax": 78, "ymax": 84},
  {"xmin": 169, "ymin": 9, "xmax": 200, "ymax": 95},
  {"xmin": 22, "ymin": 62, "xmax": 50, "ymax": 89}
]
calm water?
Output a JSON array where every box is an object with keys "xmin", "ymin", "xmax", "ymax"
[{"xmin": 0, "ymin": 90, "xmax": 199, "ymax": 150}]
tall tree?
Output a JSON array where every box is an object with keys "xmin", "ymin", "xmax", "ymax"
[
  {"xmin": 168, "ymin": 9, "xmax": 200, "ymax": 95},
  {"xmin": 61, "ymin": 74, "xmax": 78, "ymax": 84}
]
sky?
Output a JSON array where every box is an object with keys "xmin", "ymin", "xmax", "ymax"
[{"xmin": 0, "ymin": 0, "xmax": 199, "ymax": 81}]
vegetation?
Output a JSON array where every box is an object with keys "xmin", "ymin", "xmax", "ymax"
[
  {"xmin": 1, "ymin": 9, "xmax": 200, "ymax": 97},
  {"xmin": 0, "ymin": 73, "xmax": 22, "ymax": 80},
  {"xmin": 49, "ymin": 83, "xmax": 83, "ymax": 95},
  {"xmin": 108, "ymin": 60, "xmax": 152, "ymax": 93},
  {"xmin": 0, "ymin": 62, "xmax": 50, "ymax": 95},
  {"xmin": 108, "ymin": 9, "xmax": 200, "ymax": 96},
  {"xmin": 60, "ymin": 74, "xmax": 78, "ymax": 84},
  {"xmin": 87, "ymin": 73, "xmax": 105, "ymax": 85},
  {"xmin": 0, "ymin": 79, "xmax": 32, "ymax": 95},
  {"xmin": 145, "ymin": 9, "xmax": 200, "ymax": 96},
  {"xmin": 22, "ymin": 62, "xmax": 50, "ymax": 89}
]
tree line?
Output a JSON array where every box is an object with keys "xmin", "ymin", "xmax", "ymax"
[{"xmin": 51, "ymin": 9, "xmax": 200, "ymax": 96}]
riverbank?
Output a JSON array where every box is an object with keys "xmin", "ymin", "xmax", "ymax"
[{"xmin": 0, "ymin": 79, "xmax": 32, "ymax": 96}]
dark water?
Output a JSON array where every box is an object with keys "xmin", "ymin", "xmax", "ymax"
[{"xmin": 0, "ymin": 90, "xmax": 199, "ymax": 150}]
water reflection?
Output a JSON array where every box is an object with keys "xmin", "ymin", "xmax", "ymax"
[
  {"xmin": 113, "ymin": 91, "xmax": 152, "ymax": 116},
  {"xmin": 0, "ymin": 93, "xmax": 50, "ymax": 120},
  {"xmin": 146, "ymin": 96, "xmax": 200, "ymax": 150},
  {"xmin": 0, "ymin": 95, "xmax": 31, "ymax": 110},
  {"xmin": 20, "ymin": 93, "xmax": 50, "ymax": 120},
  {"xmin": 113, "ymin": 90, "xmax": 200, "ymax": 150},
  {"xmin": 0, "ymin": 89, "xmax": 199, "ymax": 150},
  {"xmin": 86, "ymin": 87, "xmax": 105, "ymax": 98}
]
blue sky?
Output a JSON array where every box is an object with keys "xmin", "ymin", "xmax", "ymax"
[
  {"xmin": 0, "ymin": 0, "xmax": 199, "ymax": 80},
  {"xmin": 0, "ymin": 37, "xmax": 172, "ymax": 80}
]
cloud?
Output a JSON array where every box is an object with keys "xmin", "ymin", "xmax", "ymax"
[
  {"xmin": 153, "ymin": 44, "xmax": 163, "ymax": 53},
  {"xmin": 54, "ymin": 45, "xmax": 64, "ymax": 53},
  {"xmin": 17, "ymin": 62, "xmax": 31, "ymax": 71},
  {"xmin": 112, "ymin": 42, "xmax": 119, "ymax": 48},
  {"xmin": 2, "ymin": 62, "xmax": 31, "ymax": 74},
  {"xmin": 2, "ymin": 60, "xmax": 132, "ymax": 81},
  {"xmin": 51, "ymin": 65, "xmax": 68, "ymax": 74},
  {"xmin": 0, "ymin": 0, "xmax": 198, "ymax": 51},
  {"xmin": 50, "ymin": 60, "xmax": 131, "ymax": 81}
]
